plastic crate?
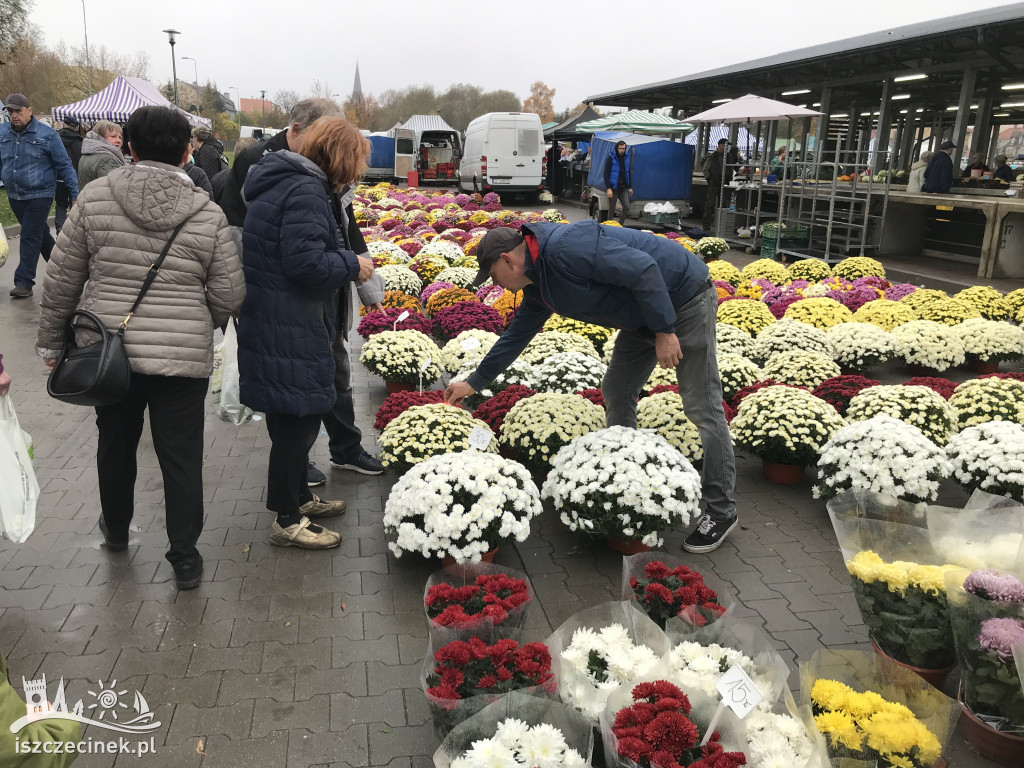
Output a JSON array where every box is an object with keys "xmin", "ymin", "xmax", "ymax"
[
  {"xmin": 760, "ymin": 235, "xmax": 779, "ymax": 260},
  {"xmin": 642, "ymin": 212, "xmax": 678, "ymax": 225}
]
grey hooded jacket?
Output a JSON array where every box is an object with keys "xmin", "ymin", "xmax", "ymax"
[
  {"xmin": 37, "ymin": 161, "xmax": 246, "ymax": 377},
  {"xmin": 76, "ymin": 132, "xmax": 128, "ymax": 189}
]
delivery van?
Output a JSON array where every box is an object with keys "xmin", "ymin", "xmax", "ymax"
[
  {"xmin": 394, "ymin": 115, "xmax": 461, "ymax": 185},
  {"xmin": 459, "ymin": 112, "xmax": 545, "ymax": 199}
]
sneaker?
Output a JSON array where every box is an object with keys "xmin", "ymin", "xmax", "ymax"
[
  {"xmin": 330, "ymin": 450, "xmax": 384, "ymax": 475},
  {"xmin": 306, "ymin": 462, "xmax": 327, "ymax": 487},
  {"xmin": 299, "ymin": 494, "xmax": 347, "ymax": 518},
  {"xmin": 97, "ymin": 515, "xmax": 128, "ymax": 552},
  {"xmin": 682, "ymin": 514, "xmax": 738, "ymax": 554},
  {"xmin": 270, "ymin": 516, "xmax": 341, "ymax": 549},
  {"xmin": 173, "ymin": 557, "xmax": 204, "ymax": 590},
  {"xmin": 9, "ymin": 285, "xmax": 32, "ymax": 299}
]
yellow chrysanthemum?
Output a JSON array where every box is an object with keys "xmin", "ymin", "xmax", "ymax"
[
  {"xmin": 811, "ymin": 679, "xmax": 854, "ymax": 712},
  {"xmin": 492, "ymin": 290, "xmax": 524, "ymax": 319},
  {"xmin": 852, "ymin": 299, "xmax": 917, "ymax": 331},
  {"xmin": 814, "ymin": 711, "xmax": 863, "ymax": 751},
  {"xmin": 707, "ymin": 259, "xmax": 742, "ymax": 286}
]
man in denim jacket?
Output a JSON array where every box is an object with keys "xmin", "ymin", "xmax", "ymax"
[{"xmin": 0, "ymin": 94, "xmax": 79, "ymax": 298}]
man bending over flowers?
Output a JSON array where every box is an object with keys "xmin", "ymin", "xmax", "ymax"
[{"xmin": 444, "ymin": 222, "xmax": 737, "ymax": 553}]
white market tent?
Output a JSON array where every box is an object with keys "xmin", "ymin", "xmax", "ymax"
[
  {"xmin": 576, "ymin": 109, "xmax": 693, "ymax": 134},
  {"xmin": 52, "ymin": 76, "xmax": 212, "ymax": 128},
  {"xmin": 684, "ymin": 94, "xmax": 820, "ymax": 124},
  {"xmin": 685, "ymin": 125, "xmax": 763, "ymax": 152}
]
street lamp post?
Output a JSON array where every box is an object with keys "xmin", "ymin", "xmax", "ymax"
[
  {"xmin": 260, "ymin": 89, "xmax": 266, "ymax": 128},
  {"xmin": 181, "ymin": 56, "xmax": 197, "ymax": 85},
  {"xmin": 162, "ymin": 29, "xmax": 181, "ymax": 105},
  {"xmin": 81, "ymin": 1, "xmax": 93, "ymax": 95}
]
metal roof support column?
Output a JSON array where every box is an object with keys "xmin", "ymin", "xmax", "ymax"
[
  {"xmin": 800, "ymin": 117, "xmax": 812, "ymax": 157},
  {"xmin": 950, "ymin": 65, "xmax": 977, "ymax": 168},
  {"xmin": 728, "ymin": 123, "xmax": 740, "ymax": 147},
  {"xmin": 813, "ymin": 87, "xmax": 832, "ymax": 160},
  {"xmin": 972, "ymin": 92, "xmax": 994, "ymax": 161},
  {"xmin": 913, "ymin": 122, "xmax": 926, "ymax": 160},
  {"xmin": 892, "ymin": 117, "xmax": 906, "ymax": 169},
  {"xmin": 873, "ymin": 79, "xmax": 892, "ymax": 172},
  {"xmin": 899, "ymin": 116, "xmax": 915, "ymax": 166}
]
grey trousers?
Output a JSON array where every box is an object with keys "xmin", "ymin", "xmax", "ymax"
[
  {"xmin": 602, "ymin": 284, "xmax": 737, "ymax": 522},
  {"xmin": 608, "ymin": 188, "xmax": 630, "ymax": 225}
]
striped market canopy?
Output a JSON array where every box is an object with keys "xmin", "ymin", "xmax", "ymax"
[
  {"xmin": 52, "ymin": 76, "xmax": 211, "ymax": 128},
  {"xmin": 576, "ymin": 109, "xmax": 693, "ymax": 134}
]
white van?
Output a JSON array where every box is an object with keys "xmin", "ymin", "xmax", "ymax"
[
  {"xmin": 459, "ymin": 113, "xmax": 545, "ymax": 198},
  {"xmin": 239, "ymin": 125, "xmax": 281, "ymax": 141}
]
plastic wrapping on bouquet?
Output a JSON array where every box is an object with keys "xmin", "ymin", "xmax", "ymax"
[
  {"xmin": 423, "ymin": 561, "xmax": 535, "ymax": 646},
  {"xmin": 926, "ymin": 489, "xmax": 1024, "ymax": 573}
]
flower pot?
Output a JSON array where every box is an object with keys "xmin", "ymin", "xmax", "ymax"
[
  {"xmin": 958, "ymin": 699, "xmax": 1024, "ymax": 767},
  {"xmin": 762, "ymin": 459, "xmax": 804, "ymax": 484},
  {"xmin": 967, "ymin": 359, "xmax": 1001, "ymax": 374},
  {"xmin": 606, "ymin": 536, "xmax": 651, "ymax": 555},
  {"xmin": 384, "ymin": 380, "xmax": 417, "ymax": 394},
  {"xmin": 870, "ymin": 641, "xmax": 955, "ymax": 689},
  {"xmin": 442, "ymin": 546, "xmax": 498, "ymax": 569}
]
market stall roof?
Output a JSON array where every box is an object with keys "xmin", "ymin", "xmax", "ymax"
[
  {"xmin": 541, "ymin": 121, "xmax": 558, "ymax": 131},
  {"xmin": 52, "ymin": 76, "xmax": 211, "ymax": 128},
  {"xmin": 544, "ymin": 104, "xmax": 603, "ymax": 140},
  {"xmin": 685, "ymin": 125, "xmax": 762, "ymax": 153},
  {"xmin": 684, "ymin": 94, "xmax": 821, "ymax": 124},
  {"xmin": 576, "ymin": 109, "xmax": 693, "ymax": 134},
  {"xmin": 400, "ymin": 114, "xmax": 458, "ymax": 133},
  {"xmin": 583, "ymin": 4, "xmax": 1024, "ymax": 123}
]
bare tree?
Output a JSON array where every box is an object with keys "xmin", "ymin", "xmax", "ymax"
[
  {"xmin": 343, "ymin": 93, "xmax": 380, "ymax": 128},
  {"xmin": 275, "ymin": 89, "xmax": 300, "ymax": 114},
  {"xmin": 0, "ymin": 0, "xmax": 32, "ymax": 50}
]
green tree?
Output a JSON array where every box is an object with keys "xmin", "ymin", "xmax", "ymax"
[{"xmin": 212, "ymin": 112, "xmax": 239, "ymax": 141}]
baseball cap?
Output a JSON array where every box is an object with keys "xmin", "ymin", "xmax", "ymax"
[
  {"xmin": 62, "ymin": 116, "xmax": 80, "ymax": 128},
  {"xmin": 473, "ymin": 227, "xmax": 525, "ymax": 287},
  {"xmin": 940, "ymin": 140, "xmax": 957, "ymax": 150},
  {"xmin": 4, "ymin": 94, "xmax": 30, "ymax": 110}
]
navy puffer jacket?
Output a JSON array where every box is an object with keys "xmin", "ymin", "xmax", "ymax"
[{"xmin": 238, "ymin": 151, "xmax": 359, "ymax": 416}]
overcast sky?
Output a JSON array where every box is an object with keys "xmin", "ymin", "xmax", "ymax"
[{"xmin": 29, "ymin": 0, "xmax": 1021, "ymax": 111}]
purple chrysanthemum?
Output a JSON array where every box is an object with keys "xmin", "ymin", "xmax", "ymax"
[
  {"xmin": 420, "ymin": 282, "xmax": 457, "ymax": 303},
  {"xmin": 852, "ymin": 276, "xmax": 891, "ymax": 290},
  {"xmin": 839, "ymin": 286, "xmax": 880, "ymax": 312},
  {"xmin": 978, "ymin": 617, "xmax": 1024, "ymax": 658},
  {"xmin": 885, "ymin": 283, "xmax": 919, "ymax": 301},
  {"xmin": 964, "ymin": 569, "xmax": 1024, "ymax": 603}
]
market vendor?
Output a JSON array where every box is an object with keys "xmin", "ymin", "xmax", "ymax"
[
  {"xmin": 768, "ymin": 146, "xmax": 786, "ymax": 178},
  {"xmin": 444, "ymin": 223, "xmax": 737, "ymax": 555},
  {"xmin": 992, "ymin": 154, "xmax": 1015, "ymax": 183},
  {"xmin": 960, "ymin": 152, "xmax": 989, "ymax": 178}
]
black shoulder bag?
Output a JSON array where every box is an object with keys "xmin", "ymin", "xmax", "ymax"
[{"xmin": 47, "ymin": 222, "xmax": 187, "ymax": 407}]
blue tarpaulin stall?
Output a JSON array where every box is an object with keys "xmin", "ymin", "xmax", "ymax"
[
  {"xmin": 587, "ymin": 133, "xmax": 694, "ymax": 200},
  {"xmin": 367, "ymin": 135, "xmax": 395, "ymax": 170}
]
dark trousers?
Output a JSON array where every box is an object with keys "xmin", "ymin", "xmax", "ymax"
[
  {"xmin": 10, "ymin": 197, "xmax": 55, "ymax": 289},
  {"xmin": 703, "ymin": 185, "xmax": 721, "ymax": 231},
  {"xmin": 265, "ymin": 413, "xmax": 319, "ymax": 521},
  {"xmin": 95, "ymin": 373, "xmax": 208, "ymax": 569},
  {"xmin": 323, "ymin": 333, "xmax": 362, "ymax": 462},
  {"xmin": 54, "ymin": 183, "xmax": 71, "ymax": 235}
]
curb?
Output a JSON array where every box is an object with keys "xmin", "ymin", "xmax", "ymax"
[{"xmin": 3, "ymin": 215, "xmax": 57, "ymax": 240}]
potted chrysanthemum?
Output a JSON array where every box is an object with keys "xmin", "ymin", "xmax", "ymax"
[
  {"xmin": 531, "ymin": 352, "xmax": 608, "ymax": 394},
  {"xmin": 740, "ymin": 257, "xmax": 790, "ymax": 285},
  {"xmin": 384, "ymin": 450, "xmax": 541, "ymax": 564},
  {"xmin": 890, "ymin": 320, "xmax": 966, "ymax": 374},
  {"xmin": 846, "ymin": 384, "xmax": 957, "ymax": 446},
  {"xmin": 731, "ymin": 386, "xmax": 846, "ymax": 483},
  {"xmin": 783, "ymin": 297, "xmax": 853, "ymax": 331},
  {"xmin": 946, "ymin": 421, "xmax": 1024, "ymax": 503},
  {"xmin": 952, "ymin": 318, "xmax": 1024, "ymax": 373},
  {"xmin": 543, "ymin": 315, "xmax": 614, "ymax": 355},
  {"xmin": 814, "ymin": 414, "xmax": 951, "ymax": 503},
  {"xmin": 521, "ymin": 331, "xmax": 600, "ymax": 365},
  {"xmin": 762, "ymin": 350, "xmax": 842, "ymax": 389},
  {"xmin": 379, "ymin": 404, "xmax": 497, "ymax": 474},
  {"xmin": 499, "ymin": 393, "xmax": 606, "ymax": 475},
  {"xmin": 948, "ymin": 377, "xmax": 1024, "ymax": 430},
  {"xmin": 717, "ymin": 299, "xmax": 776, "ymax": 336},
  {"xmin": 358, "ymin": 329, "xmax": 443, "ymax": 393},
  {"xmin": 376, "ymin": 264, "xmax": 423, "ymax": 297},
  {"xmin": 831, "ymin": 255, "xmax": 886, "ymax": 280},
  {"xmin": 716, "ymin": 354, "xmax": 764, "ymax": 400},
  {"xmin": 542, "ymin": 426, "xmax": 702, "ymax": 552},
  {"xmin": 636, "ymin": 392, "xmax": 704, "ymax": 466},
  {"xmin": 824, "ymin": 321, "xmax": 899, "ymax": 373},
  {"xmin": 851, "ymin": 298, "xmax": 917, "ymax": 331},
  {"xmin": 752, "ymin": 318, "xmax": 834, "ymax": 363}
]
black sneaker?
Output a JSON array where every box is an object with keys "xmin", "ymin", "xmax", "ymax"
[
  {"xmin": 9, "ymin": 285, "xmax": 32, "ymax": 299},
  {"xmin": 330, "ymin": 450, "xmax": 384, "ymax": 475},
  {"xmin": 173, "ymin": 556, "xmax": 204, "ymax": 590},
  {"xmin": 97, "ymin": 515, "xmax": 129, "ymax": 552},
  {"xmin": 682, "ymin": 514, "xmax": 737, "ymax": 554},
  {"xmin": 306, "ymin": 462, "xmax": 327, "ymax": 487}
]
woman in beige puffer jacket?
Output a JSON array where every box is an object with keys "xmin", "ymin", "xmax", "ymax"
[{"xmin": 36, "ymin": 106, "xmax": 245, "ymax": 590}]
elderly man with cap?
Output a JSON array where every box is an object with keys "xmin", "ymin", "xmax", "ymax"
[
  {"xmin": 0, "ymin": 94, "xmax": 80, "ymax": 298},
  {"xmin": 922, "ymin": 140, "xmax": 956, "ymax": 195},
  {"xmin": 444, "ymin": 222, "xmax": 738, "ymax": 554}
]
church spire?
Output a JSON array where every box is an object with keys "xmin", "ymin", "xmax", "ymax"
[{"xmin": 352, "ymin": 62, "xmax": 363, "ymax": 99}]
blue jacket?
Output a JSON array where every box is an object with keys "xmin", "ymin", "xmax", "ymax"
[
  {"xmin": 922, "ymin": 151, "xmax": 953, "ymax": 194},
  {"xmin": 237, "ymin": 151, "xmax": 359, "ymax": 416},
  {"xmin": 604, "ymin": 152, "xmax": 631, "ymax": 190},
  {"xmin": 0, "ymin": 117, "xmax": 79, "ymax": 201},
  {"xmin": 466, "ymin": 221, "xmax": 709, "ymax": 391}
]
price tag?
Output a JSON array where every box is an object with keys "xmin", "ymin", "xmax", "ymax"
[
  {"xmin": 467, "ymin": 426, "xmax": 492, "ymax": 451},
  {"xmin": 419, "ymin": 356, "xmax": 433, "ymax": 372},
  {"xmin": 715, "ymin": 665, "xmax": 762, "ymax": 719},
  {"xmin": 460, "ymin": 337, "xmax": 481, "ymax": 352},
  {"xmin": 394, "ymin": 310, "xmax": 410, "ymax": 331}
]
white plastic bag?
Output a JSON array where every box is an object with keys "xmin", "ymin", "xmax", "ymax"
[
  {"xmin": 217, "ymin": 320, "xmax": 252, "ymax": 425},
  {"xmin": 0, "ymin": 395, "xmax": 39, "ymax": 542},
  {"xmin": 0, "ymin": 224, "xmax": 9, "ymax": 268}
]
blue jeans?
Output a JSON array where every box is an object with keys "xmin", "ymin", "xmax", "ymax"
[
  {"xmin": 10, "ymin": 196, "xmax": 55, "ymax": 289},
  {"xmin": 602, "ymin": 282, "xmax": 736, "ymax": 522}
]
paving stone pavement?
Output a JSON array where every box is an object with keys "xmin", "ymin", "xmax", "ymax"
[{"xmin": 0, "ymin": 227, "xmax": 1010, "ymax": 767}]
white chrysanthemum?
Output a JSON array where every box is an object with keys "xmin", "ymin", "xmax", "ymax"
[
  {"xmin": 366, "ymin": 240, "xmax": 410, "ymax": 262},
  {"xmin": 946, "ymin": 421, "xmax": 1024, "ymax": 503},
  {"xmin": 532, "ymin": 352, "xmax": 607, "ymax": 394},
  {"xmin": 637, "ymin": 391, "xmax": 704, "ymax": 463},
  {"xmin": 762, "ymin": 350, "xmax": 841, "ymax": 389},
  {"xmin": 434, "ymin": 266, "xmax": 478, "ymax": 290},
  {"xmin": 753, "ymin": 318, "xmax": 834, "ymax": 362},
  {"xmin": 542, "ymin": 426, "xmax": 702, "ymax": 548},
  {"xmin": 890, "ymin": 320, "xmax": 966, "ymax": 371},
  {"xmin": 376, "ymin": 264, "xmax": 423, "ymax": 297},
  {"xmin": 420, "ymin": 239, "xmax": 465, "ymax": 262},
  {"xmin": 951, "ymin": 318, "xmax": 1024, "ymax": 363},
  {"xmin": 500, "ymin": 393, "xmax": 606, "ymax": 468},
  {"xmin": 521, "ymin": 332, "xmax": 599, "ymax": 364},
  {"xmin": 358, "ymin": 330, "xmax": 442, "ymax": 384},
  {"xmin": 731, "ymin": 386, "xmax": 847, "ymax": 465},
  {"xmin": 948, "ymin": 377, "xmax": 1024, "ymax": 430},
  {"xmin": 846, "ymin": 384, "xmax": 957, "ymax": 446},
  {"xmin": 383, "ymin": 450, "xmax": 539, "ymax": 562},
  {"xmin": 717, "ymin": 322, "xmax": 757, "ymax": 358},
  {"xmin": 825, "ymin": 322, "xmax": 899, "ymax": 370},
  {"xmin": 814, "ymin": 414, "xmax": 950, "ymax": 503},
  {"xmin": 440, "ymin": 330, "xmax": 499, "ymax": 373},
  {"xmin": 718, "ymin": 353, "xmax": 765, "ymax": 399}
]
